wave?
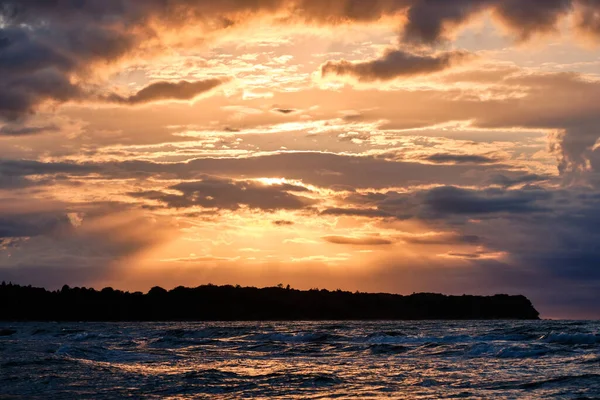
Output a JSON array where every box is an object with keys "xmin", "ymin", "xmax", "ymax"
[
  {"xmin": 541, "ymin": 333, "xmax": 600, "ymax": 345},
  {"xmin": 364, "ymin": 334, "xmax": 482, "ymax": 345},
  {"xmin": 159, "ymin": 326, "xmax": 254, "ymax": 340},
  {"xmin": 3, "ymin": 320, "xmax": 600, "ymax": 400},
  {"xmin": 243, "ymin": 332, "xmax": 338, "ymax": 343},
  {"xmin": 55, "ymin": 344, "xmax": 160, "ymax": 363},
  {"xmin": 519, "ymin": 373, "xmax": 600, "ymax": 390},
  {"xmin": 495, "ymin": 345, "xmax": 555, "ymax": 359},
  {"xmin": 265, "ymin": 372, "xmax": 343, "ymax": 387},
  {"xmin": 2, "ymin": 357, "xmax": 76, "ymax": 369},
  {"xmin": 368, "ymin": 343, "xmax": 409, "ymax": 355},
  {"xmin": 183, "ymin": 368, "xmax": 241, "ymax": 382},
  {"xmin": 242, "ymin": 342, "xmax": 288, "ymax": 353}
]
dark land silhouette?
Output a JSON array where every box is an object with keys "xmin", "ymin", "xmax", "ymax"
[{"xmin": 0, "ymin": 282, "xmax": 540, "ymax": 321}]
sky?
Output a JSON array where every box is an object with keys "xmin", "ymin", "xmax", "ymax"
[{"xmin": 1, "ymin": 0, "xmax": 600, "ymax": 319}]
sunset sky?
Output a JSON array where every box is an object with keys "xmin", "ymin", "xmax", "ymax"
[{"xmin": 1, "ymin": 0, "xmax": 600, "ymax": 318}]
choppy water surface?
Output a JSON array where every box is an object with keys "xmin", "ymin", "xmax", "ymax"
[{"xmin": 1, "ymin": 321, "xmax": 599, "ymax": 399}]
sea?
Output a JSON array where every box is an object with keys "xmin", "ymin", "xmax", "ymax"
[{"xmin": 1, "ymin": 321, "xmax": 599, "ymax": 399}]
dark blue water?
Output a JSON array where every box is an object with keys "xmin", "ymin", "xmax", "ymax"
[{"xmin": 1, "ymin": 321, "xmax": 599, "ymax": 399}]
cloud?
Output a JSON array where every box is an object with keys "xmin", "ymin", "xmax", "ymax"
[
  {"xmin": 0, "ymin": 64, "xmax": 83, "ymax": 121},
  {"xmin": 160, "ymin": 255, "xmax": 239, "ymax": 263},
  {"xmin": 572, "ymin": 0, "xmax": 600, "ymax": 39},
  {"xmin": 0, "ymin": 124, "xmax": 60, "ymax": 136},
  {"xmin": 272, "ymin": 108, "xmax": 297, "ymax": 114},
  {"xmin": 401, "ymin": 0, "xmax": 580, "ymax": 44},
  {"xmin": 421, "ymin": 186, "xmax": 551, "ymax": 216},
  {"xmin": 322, "ymin": 235, "xmax": 393, "ymax": 246},
  {"xmin": 0, "ymin": 159, "xmax": 96, "ymax": 176},
  {"xmin": 255, "ymin": 71, "xmax": 600, "ymax": 177},
  {"xmin": 0, "ymin": 159, "xmax": 95, "ymax": 186},
  {"xmin": 106, "ymin": 79, "xmax": 229, "ymax": 105},
  {"xmin": 0, "ymin": 203, "xmax": 176, "ymax": 288},
  {"xmin": 0, "ymin": 21, "xmax": 121, "ymax": 120},
  {"xmin": 471, "ymin": 72, "xmax": 600, "ymax": 175},
  {"xmin": 0, "ymin": 159, "xmax": 97, "ymax": 189},
  {"xmin": 2, "ymin": 0, "xmax": 600, "ymax": 319},
  {"xmin": 456, "ymin": 190, "xmax": 600, "ymax": 317},
  {"xmin": 0, "ymin": 1, "xmax": 238, "ymax": 120},
  {"xmin": 329, "ymin": 185, "xmax": 553, "ymax": 222},
  {"xmin": 401, "ymin": 233, "xmax": 481, "ymax": 245},
  {"xmin": 493, "ymin": 0, "xmax": 573, "ymax": 40},
  {"xmin": 2, "ymin": 0, "xmax": 600, "ymax": 120},
  {"xmin": 402, "ymin": 0, "xmax": 494, "ymax": 43},
  {"xmin": 321, "ymin": 49, "xmax": 470, "ymax": 82},
  {"xmin": 321, "ymin": 208, "xmax": 392, "ymax": 218},
  {"xmin": 112, "ymin": 152, "xmax": 516, "ymax": 190},
  {"xmin": 423, "ymin": 153, "xmax": 498, "ymax": 164},
  {"xmin": 487, "ymin": 174, "xmax": 551, "ymax": 188},
  {"xmin": 273, "ymin": 220, "xmax": 295, "ymax": 226},
  {"xmin": 130, "ymin": 176, "xmax": 316, "ymax": 211},
  {"xmin": 1, "ymin": 150, "xmax": 541, "ymax": 194},
  {"xmin": 0, "ymin": 211, "xmax": 74, "ymax": 239},
  {"xmin": 358, "ymin": 184, "xmax": 600, "ymax": 318}
]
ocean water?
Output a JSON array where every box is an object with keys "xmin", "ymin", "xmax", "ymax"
[{"xmin": 1, "ymin": 321, "xmax": 599, "ymax": 399}]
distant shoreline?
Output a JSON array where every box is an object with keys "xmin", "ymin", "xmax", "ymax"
[{"xmin": 1, "ymin": 283, "xmax": 540, "ymax": 321}]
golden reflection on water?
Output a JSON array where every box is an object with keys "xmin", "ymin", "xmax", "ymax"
[{"xmin": 5, "ymin": 321, "xmax": 597, "ymax": 399}]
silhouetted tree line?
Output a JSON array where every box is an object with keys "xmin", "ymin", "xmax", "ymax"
[{"xmin": 0, "ymin": 282, "xmax": 540, "ymax": 321}]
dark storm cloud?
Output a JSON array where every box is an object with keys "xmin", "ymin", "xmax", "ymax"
[
  {"xmin": 0, "ymin": 62, "xmax": 84, "ymax": 121},
  {"xmin": 421, "ymin": 186, "xmax": 551, "ymax": 216},
  {"xmin": 494, "ymin": 0, "xmax": 573, "ymax": 40},
  {"xmin": 130, "ymin": 176, "xmax": 315, "ymax": 211},
  {"xmin": 401, "ymin": 0, "xmax": 578, "ymax": 44},
  {"xmin": 401, "ymin": 0, "xmax": 494, "ymax": 43},
  {"xmin": 322, "ymin": 235, "xmax": 393, "ymax": 246},
  {"xmin": 106, "ymin": 79, "xmax": 229, "ymax": 105},
  {"xmin": 465, "ymin": 192, "xmax": 600, "ymax": 316},
  {"xmin": 0, "ymin": 211, "xmax": 73, "ymax": 238},
  {"xmin": 329, "ymin": 185, "xmax": 552, "ymax": 222},
  {"xmin": 321, "ymin": 49, "xmax": 470, "ymax": 81},
  {"xmin": 339, "ymin": 183, "xmax": 599, "ymax": 317},
  {"xmin": 330, "ymin": 181, "xmax": 600, "ymax": 282},
  {"xmin": 0, "ymin": 19, "xmax": 125, "ymax": 120}
]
